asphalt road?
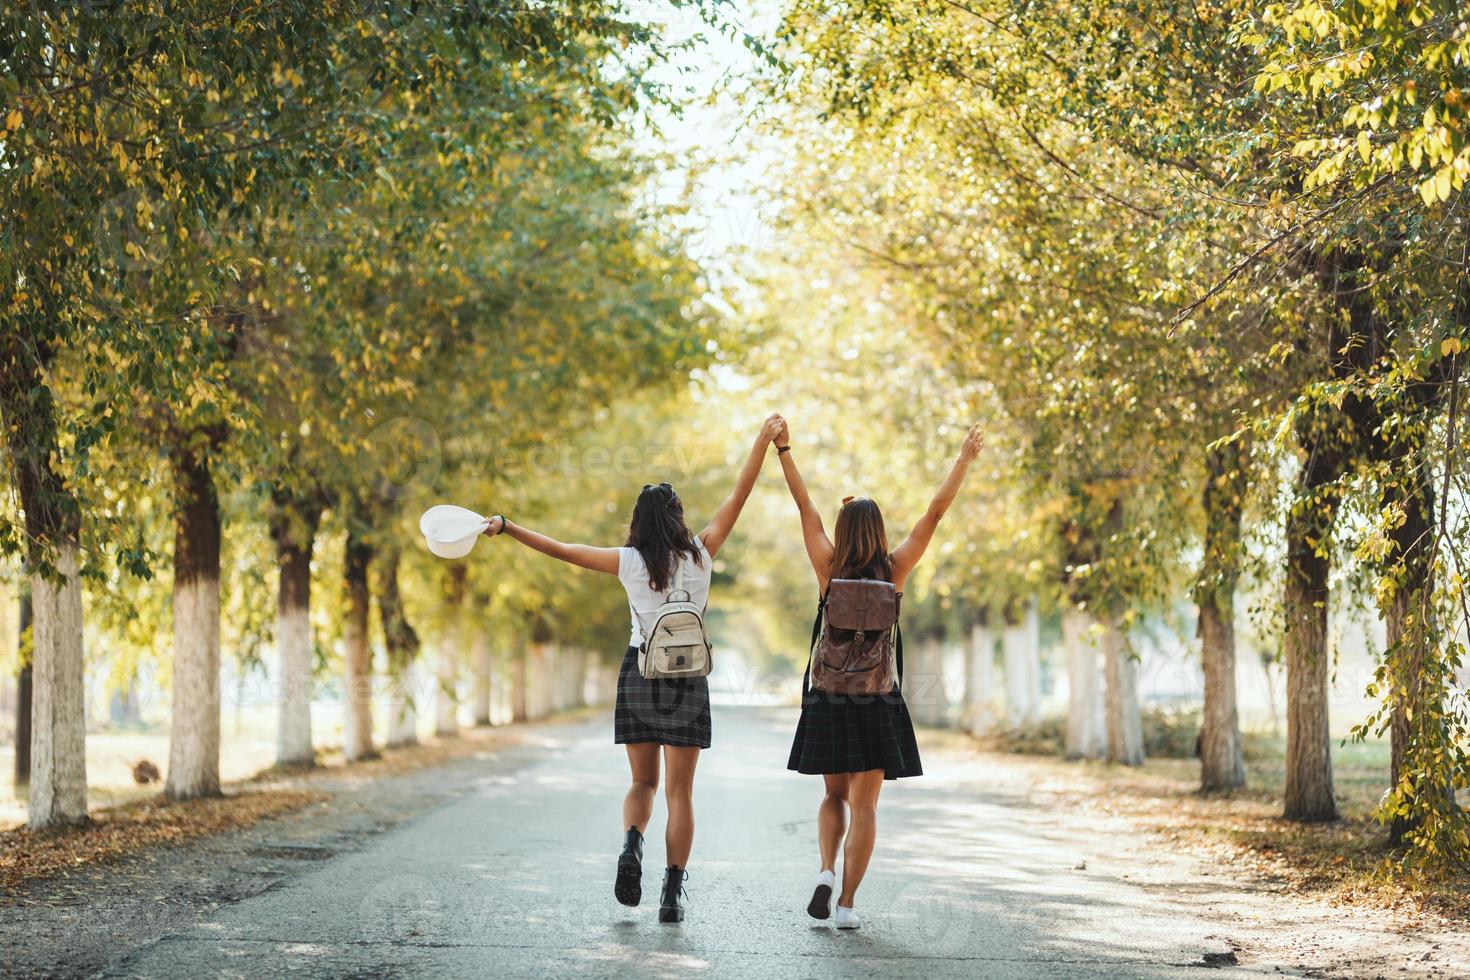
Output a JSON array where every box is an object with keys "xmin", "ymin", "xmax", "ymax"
[{"xmin": 95, "ymin": 706, "xmax": 1432, "ymax": 979}]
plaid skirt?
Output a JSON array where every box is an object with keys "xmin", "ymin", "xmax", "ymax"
[
  {"xmin": 613, "ymin": 646, "xmax": 712, "ymax": 749},
  {"xmin": 787, "ymin": 688, "xmax": 923, "ymax": 780}
]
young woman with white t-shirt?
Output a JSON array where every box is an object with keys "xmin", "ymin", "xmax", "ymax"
[{"xmin": 479, "ymin": 414, "xmax": 785, "ymax": 923}]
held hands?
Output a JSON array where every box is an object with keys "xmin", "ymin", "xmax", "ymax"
[
  {"xmin": 760, "ymin": 412, "xmax": 788, "ymax": 448},
  {"xmin": 959, "ymin": 424, "xmax": 985, "ymax": 462}
]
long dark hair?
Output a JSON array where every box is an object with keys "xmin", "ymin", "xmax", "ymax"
[
  {"xmin": 831, "ymin": 497, "xmax": 892, "ymax": 581},
  {"xmin": 626, "ymin": 482, "xmax": 704, "ymax": 591}
]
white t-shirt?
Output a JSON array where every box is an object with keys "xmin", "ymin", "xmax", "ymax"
[{"xmin": 617, "ymin": 541, "xmax": 712, "ymax": 647}]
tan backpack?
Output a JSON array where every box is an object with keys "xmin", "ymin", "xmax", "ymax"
[
  {"xmin": 638, "ymin": 563, "xmax": 713, "ymax": 680},
  {"xmin": 804, "ymin": 578, "xmax": 903, "ymax": 696}
]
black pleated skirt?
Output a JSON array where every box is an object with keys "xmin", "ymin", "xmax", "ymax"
[
  {"xmin": 613, "ymin": 645, "xmax": 712, "ymax": 749},
  {"xmin": 787, "ymin": 687, "xmax": 923, "ymax": 780}
]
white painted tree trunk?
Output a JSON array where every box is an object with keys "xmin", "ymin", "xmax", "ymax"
[
  {"xmin": 378, "ymin": 545, "xmax": 419, "ymax": 748},
  {"xmin": 528, "ymin": 643, "xmax": 550, "ymax": 719},
  {"xmin": 511, "ymin": 645, "xmax": 528, "ymax": 723},
  {"xmin": 275, "ymin": 596, "xmax": 313, "ymax": 765},
  {"xmin": 1003, "ymin": 601, "xmax": 1041, "ymax": 729},
  {"xmin": 342, "ymin": 531, "xmax": 375, "ymax": 762},
  {"xmin": 168, "ymin": 571, "xmax": 221, "ymax": 797},
  {"xmin": 1102, "ymin": 616, "xmax": 1145, "ymax": 766},
  {"xmin": 529, "ymin": 643, "xmax": 552, "ymax": 719},
  {"xmin": 435, "ymin": 566, "xmax": 466, "ymax": 737},
  {"xmin": 28, "ymin": 542, "xmax": 88, "ymax": 827},
  {"xmin": 387, "ymin": 659, "xmax": 418, "ymax": 747},
  {"xmin": 470, "ymin": 626, "xmax": 492, "ymax": 726},
  {"xmin": 1062, "ymin": 607, "xmax": 1106, "ymax": 759},
  {"xmin": 572, "ymin": 649, "xmax": 589, "ymax": 708},
  {"xmin": 907, "ymin": 638, "xmax": 947, "ymax": 727},
  {"xmin": 965, "ymin": 622, "xmax": 994, "ymax": 735},
  {"xmin": 275, "ymin": 564, "xmax": 312, "ymax": 768},
  {"xmin": 273, "ymin": 498, "xmax": 320, "ymax": 768},
  {"xmin": 542, "ymin": 646, "xmax": 557, "ymax": 714},
  {"xmin": 435, "ymin": 635, "xmax": 460, "ymax": 736},
  {"xmin": 166, "ymin": 450, "xmax": 222, "ymax": 800}
]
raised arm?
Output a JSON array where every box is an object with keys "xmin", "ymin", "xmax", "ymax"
[
  {"xmin": 774, "ymin": 420, "xmax": 835, "ymax": 585},
  {"xmin": 484, "ymin": 516, "xmax": 620, "ymax": 575},
  {"xmin": 699, "ymin": 414, "xmax": 784, "ymax": 558},
  {"xmin": 889, "ymin": 424, "xmax": 984, "ymax": 587}
]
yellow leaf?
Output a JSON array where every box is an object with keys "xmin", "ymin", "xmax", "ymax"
[
  {"xmin": 1443, "ymin": 338, "xmax": 1462, "ymax": 357},
  {"xmin": 4, "ymin": 108, "xmax": 20, "ymax": 131},
  {"xmin": 1421, "ymin": 176, "xmax": 1439, "ymax": 207}
]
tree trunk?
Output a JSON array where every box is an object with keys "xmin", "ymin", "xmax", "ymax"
[
  {"xmin": 511, "ymin": 641, "xmax": 529, "ymax": 723},
  {"xmin": 1196, "ymin": 441, "xmax": 1247, "ymax": 792},
  {"xmin": 14, "ymin": 588, "xmax": 32, "ymax": 790},
  {"xmin": 1384, "ymin": 457, "xmax": 1441, "ymax": 844},
  {"xmin": 1197, "ymin": 593, "xmax": 1245, "ymax": 790},
  {"xmin": 0, "ymin": 344, "xmax": 88, "ymax": 826},
  {"xmin": 1282, "ymin": 403, "xmax": 1344, "ymax": 823},
  {"xmin": 387, "ymin": 663, "xmax": 418, "ymax": 747},
  {"xmin": 1062, "ymin": 606, "xmax": 1106, "ymax": 759},
  {"xmin": 271, "ymin": 493, "xmax": 323, "ymax": 767},
  {"xmin": 1282, "ymin": 508, "xmax": 1339, "ymax": 826},
  {"xmin": 470, "ymin": 617, "xmax": 493, "ymax": 726},
  {"xmin": 1102, "ymin": 615, "xmax": 1144, "ymax": 765},
  {"xmin": 1003, "ymin": 601, "xmax": 1040, "ymax": 729},
  {"xmin": 528, "ymin": 643, "xmax": 550, "ymax": 720},
  {"xmin": 911, "ymin": 637, "xmax": 948, "ymax": 727},
  {"xmin": 1283, "ymin": 520, "xmax": 1336, "ymax": 821},
  {"xmin": 572, "ymin": 649, "xmax": 590, "ymax": 708},
  {"xmin": 342, "ymin": 524, "xmax": 377, "ymax": 762},
  {"xmin": 436, "ymin": 565, "xmax": 466, "ymax": 736},
  {"xmin": 29, "ymin": 543, "xmax": 88, "ymax": 823},
  {"xmin": 965, "ymin": 619, "xmax": 994, "ymax": 735},
  {"xmin": 378, "ymin": 546, "xmax": 421, "ymax": 748},
  {"xmin": 166, "ymin": 441, "xmax": 222, "ymax": 800}
]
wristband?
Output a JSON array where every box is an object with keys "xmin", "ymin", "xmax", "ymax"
[{"xmin": 776, "ymin": 445, "xmax": 791, "ymax": 455}]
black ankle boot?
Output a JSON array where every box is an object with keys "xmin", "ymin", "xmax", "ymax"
[
  {"xmin": 659, "ymin": 865, "xmax": 687, "ymax": 923},
  {"xmin": 615, "ymin": 827, "xmax": 643, "ymax": 907}
]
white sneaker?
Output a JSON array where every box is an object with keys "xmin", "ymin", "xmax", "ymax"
[
  {"xmin": 834, "ymin": 905, "xmax": 860, "ymax": 929},
  {"xmin": 807, "ymin": 869, "xmax": 835, "ymax": 920}
]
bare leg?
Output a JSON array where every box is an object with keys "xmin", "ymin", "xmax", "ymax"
[
  {"xmin": 662, "ymin": 745, "xmax": 701, "ymax": 867},
  {"xmin": 818, "ymin": 773, "xmax": 849, "ymax": 872},
  {"xmin": 837, "ymin": 769, "xmax": 885, "ymax": 908},
  {"xmin": 623, "ymin": 743, "xmax": 660, "ymax": 833}
]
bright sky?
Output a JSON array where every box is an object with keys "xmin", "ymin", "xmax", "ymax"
[{"xmin": 629, "ymin": 0, "xmax": 786, "ymax": 305}]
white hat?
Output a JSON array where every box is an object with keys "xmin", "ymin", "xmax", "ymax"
[{"xmin": 419, "ymin": 504, "xmax": 492, "ymax": 560}]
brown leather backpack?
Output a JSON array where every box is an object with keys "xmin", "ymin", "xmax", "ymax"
[{"xmin": 805, "ymin": 578, "xmax": 903, "ymax": 696}]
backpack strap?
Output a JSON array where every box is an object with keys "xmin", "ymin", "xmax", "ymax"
[
  {"xmin": 801, "ymin": 588, "xmax": 828, "ymax": 699},
  {"xmin": 631, "ymin": 597, "xmax": 645, "ymax": 653},
  {"xmin": 893, "ymin": 591, "xmax": 904, "ymax": 692},
  {"xmin": 893, "ymin": 620, "xmax": 904, "ymax": 693}
]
